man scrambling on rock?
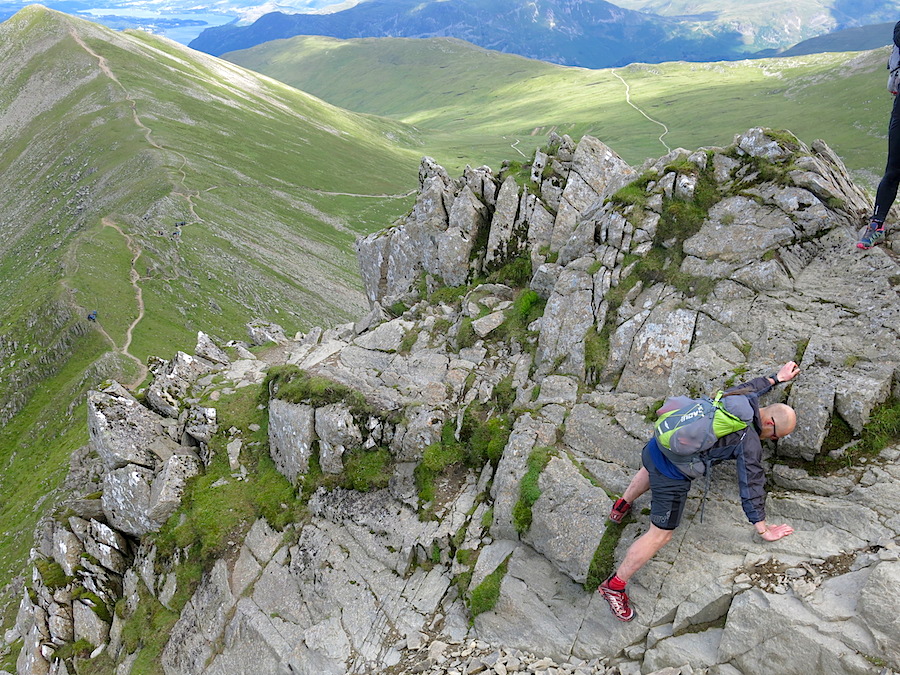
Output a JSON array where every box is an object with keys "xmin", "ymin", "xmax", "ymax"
[{"xmin": 598, "ymin": 361, "xmax": 801, "ymax": 622}]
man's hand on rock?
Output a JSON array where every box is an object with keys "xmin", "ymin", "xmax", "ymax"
[
  {"xmin": 759, "ymin": 523, "xmax": 794, "ymax": 541},
  {"xmin": 776, "ymin": 361, "xmax": 800, "ymax": 384}
]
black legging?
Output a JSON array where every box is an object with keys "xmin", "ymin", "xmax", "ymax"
[{"xmin": 874, "ymin": 93, "xmax": 900, "ymax": 222}]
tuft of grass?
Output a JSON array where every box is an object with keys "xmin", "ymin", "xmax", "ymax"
[
  {"xmin": 468, "ymin": 555, "xmax": 511, "ymax": 619},
  {"xmin": 512, "ymin": 446, "xmax": 553, "ymax": 534},
  {"xmin": 585, "ymin": 520, "xmax": 628, "ymax": 591},
  {"xmin": 341, "ymin": 448, "xmax": 392, "ymax": 492},
  {"xmin": 34, "ymin": 558, "xmax": 70, "ymax": 590},
  {"xmin": 794, "ymin": 338, "xmax": 810, "ymax": 364},
  {"xmin": 481, "ymin": 507, "xmax": 494, "ymax": 530},
  {"xmin": 415, "ymin": 439, "xmax": 466, "ymax": 504},
  {"xmin": 399, "ymin": 327, "xmax": 420, "ymax": 354},
  {"xmin": 456, "ymin": 317, "xmax": 477, "ymax": 349}
]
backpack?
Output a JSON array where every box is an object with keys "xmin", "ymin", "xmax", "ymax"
[
  {"xmin": 654, "ymin": 391, "xmax": 752, "ymax": 478},
  {"xmin": 888, "ymin": 44, "xmax": 900, "ymax": 95}
]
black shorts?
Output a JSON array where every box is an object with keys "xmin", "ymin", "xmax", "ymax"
[{"xmin": 643, "ymin": 442, "xmax": 691, "ymax": 530}]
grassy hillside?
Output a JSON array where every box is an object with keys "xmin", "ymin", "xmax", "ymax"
[
  {"xmin": 225, "ymin": 35, "xmax": 891, "ymax": 183},
  {"xmin": 0, "ymin": 5, "xmax": 423, "ymax": 625}
]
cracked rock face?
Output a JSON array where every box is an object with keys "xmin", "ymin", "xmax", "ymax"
[{"xmin": 23, "ymin": 129, "xmax": 900, "ymax": 675}]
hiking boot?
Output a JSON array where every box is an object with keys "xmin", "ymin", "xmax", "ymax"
[
  {"xmin": 858, "ymin": 221, "xmax": 886, "ymax": 249},
  {"xmin": 598, "ymin": 579, "xmax": 636, "ymax": 622},
  {"xmin": 609, "ymin": 498, "xmax": 631, "ymax": 524}
]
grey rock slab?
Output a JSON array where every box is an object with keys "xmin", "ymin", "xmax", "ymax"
[
  {"xmin": 147, "ymin": 452, "xmax": 201, "ymax": 524},
  {"xmin": 536, "ymin": 269, "xmax": 594, "ymax": 377},
  {"xmin": 195, "ymin": 331, "xmax": 229, "ymax": 365},
  {"xmin": 470, "ymin": 540, "xmax": 518, "ymax": 590},
  {"xmin": 88, "ymin": 385, "xmax": 170, "ymax": 470},
  {"xmin": 563, "ymin": 404, "xmax": 644, "ymax": 471},
  {"xmin": 472, "ymin": 311, "xmax": 506, "ymax": 338},
  {"xmin": 779, "ymin": 369, "xmax": 835, "ymax": 461},
  {"xmin": 474, "ymin": 545, "xmax": 593, "ymax": 662},
  {"xmin": 772, "ymin": 491, "xmax": 891, "ymax": 548},
  {"xmin": 72, "ymin": 599, "xmax": 110, "ymax": 647},
  {"xmin": 315, "ymin": 403, "xmax": 362, "ymax": 474},
  {"xmin": 353, "ymin": 319, "xmax": 414, "ymax": 352},
  {"xmin": 617, "ymin": 302, "xmax": 697, "ymax": 398},
  {"xmin": 550, "ymin": 136, "xmax": 636, "ymax": 250},
  {"xmin": 857, "ymin": 560, "xmax": 900, "ymax": 668},
  {"xmin": 485, "ymin": 176, "xmax": 522, "ymax": 268},
  {"xmin": 51, "ymin": 527, "xmax": 84, "ymax": 577},
  {"xmin": 718, "ymin": 589, "xmax": 877, "ymax": 675},
  {"xmin": 642, "ymin": 628, "xmax": 723, "ymax": 674},
  {"xmin": 268, "ymin": 399, "xmax": 316, "ymax": 484},
  {"xmin": 491, "ymin": 415, "xmax": 539, "ymax": 539},
  {"xmin": 101, "ymin": 465, "xmax": 157, "ymax": 537},
  {"xmin": 524, "ymin": 455, "xmax": 611, "ymax": 584},
  {"xmin": 230, "ymin": 545, "xmax": 262, "ymax": 597},
  {"xmin": 534, "ymin": 375, "xmax": 578, "ymax": 406},
  {"xmin": 245, "ymin": 518, "xmax": 282, "ymax": 563}
]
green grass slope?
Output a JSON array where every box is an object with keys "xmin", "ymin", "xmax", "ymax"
[
  {"xmin": 0, "ymin": 5, "xmax": 423, "ymax": 625},
  {"xmin": 225, "ymin": 35, "xmax": 891, "ymax": 182}
]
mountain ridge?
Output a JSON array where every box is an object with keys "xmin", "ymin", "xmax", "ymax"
[{"xmin": 0, "ymin": 4, "xmax": 422, "ymax": 629}]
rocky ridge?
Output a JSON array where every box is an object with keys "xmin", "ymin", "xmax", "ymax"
[{"xmin": 7, "ymin": 128, "xmax": 900, "ymax": 675}]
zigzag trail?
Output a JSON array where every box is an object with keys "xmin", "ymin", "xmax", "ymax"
[
  {"xmin": 613, "ymin": 70, "xmax": 671, "ymax": 153},
  {"xmin": 66, "ymin": 23, "xmax": 185, "ymax": 389}
]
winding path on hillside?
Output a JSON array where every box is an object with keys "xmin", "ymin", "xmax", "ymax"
[
  {"xmin": 69, "ymin": 24, "xmax": 202, "ymax": 225},
  {"xmin": 612, "ymin": 71, "xmax": 671, "ymax": 153},
  {"xmin": 101, "ymin": 218, "xmax": 149, "ymax": 388}
]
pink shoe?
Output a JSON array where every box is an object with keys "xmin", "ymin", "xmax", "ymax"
[
  {"xmin": 609, "ymin": 498, "xmax": 631, "ymax": 524},
  {"xmin": 598, "ymin": 579, "xmax": 636, "ymax": 622}
]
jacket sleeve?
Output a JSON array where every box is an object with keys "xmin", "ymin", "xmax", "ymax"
[
  {"xmin": 727, "ymin": 375, "xmax": 774, "ymax": 397},
  {"xmin": 894, "ymin": 21, "xmax": 900, "ymax": 49},
  {"xmin": 735, "ymin": 430, "xmax": 767, "ymax": 523}
]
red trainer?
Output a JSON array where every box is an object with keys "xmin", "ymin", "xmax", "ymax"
[
  {"xmin": 599, "ymin": 579, "xmax": 636, "ymax": 622},
  {"xmin": 609, "ymin": 497, "xmax": 631, "ymax": 523}
]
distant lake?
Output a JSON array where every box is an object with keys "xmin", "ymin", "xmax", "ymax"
[
  {"xmin": 0, "ymin": 3, "xmax": 237, "ymax": 44},
  {"xmin": 77, "ymin": 7, "xmax": 237, "ymax": 44}
]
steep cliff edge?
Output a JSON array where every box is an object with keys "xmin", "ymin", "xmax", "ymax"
[{"xmin": 9, "ymin": 128, "xmax": 900, "ymax": 675}]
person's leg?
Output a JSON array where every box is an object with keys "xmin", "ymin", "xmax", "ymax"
[
  {"xmin": 622, "ymin": 466, "xmax": 650, "ymax": 503},
  {"xmin": 873, "ymin": 94, "xmax": 900, "ymax": 223},
  {"xmin": 615, "ymin": 524, "xmax": 674, "ymax": 582},
  {"xmin": 599, "ymin": 452, "xmax": 690, "ymax": 621}
]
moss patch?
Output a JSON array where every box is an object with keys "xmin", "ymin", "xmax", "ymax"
[
  {"xmin": 468, "ymin": 554, "xmax": 511, "ymax": 619},
  {"xmin": 585, "ymin": 520, "xmax": 628, "ymax": 591},
  {"xmin": 512, "ymin": 446, "xmax": 553, "ymax": 534}
]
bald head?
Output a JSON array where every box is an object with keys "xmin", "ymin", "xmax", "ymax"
[{"xmin": 759, "ymin": 403, "xmax": 796, "ymax": 441}]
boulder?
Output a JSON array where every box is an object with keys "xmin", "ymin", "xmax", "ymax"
[
  {"xmin": 315, "ymin": 403, "xmax": 363, "ymax": 474},
  {"xmin": 246, "ymin": 320, "xmax": 287, "ymax": 346},
  {"xmin": 524, "ymin": 455, "xmax": 611, "ymax": 583},
  {"xmin": 268, "ymin": 399, "xmax": 316, "ymax": 483},
  {"xmin": 195, "ymin": 331, "xmax": 229, "ymax": 365},
  {"xmin": 88, "ymin": 384, "xmax": 173, "ymax": 470},
  {"xmin": 101, "ymin": 465, "xmax": 157, "ymax": 537},
  {"xmin": 146, "ymin": 351, "xmax": 214, "ymax": 419}
]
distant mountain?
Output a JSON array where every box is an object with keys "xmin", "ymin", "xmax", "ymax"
[
  {"xmin": 777, "ymin": 22, "xmax": 895, "ymax": 57},
  {"xmin": 613, "ymin": 0, "xmax": 900, "ymax": 52},
  {"xmin": 189, "ymin": 0, "xmax": 753, "ymax": 67},
  {"xmin": 190, "ymin": 0, "xmax": 900, "ymax": 67}
]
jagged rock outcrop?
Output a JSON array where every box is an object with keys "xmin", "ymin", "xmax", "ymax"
[{"xmin": 16, "ymin": 130, "xmax": 900, "ymax": 675}]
